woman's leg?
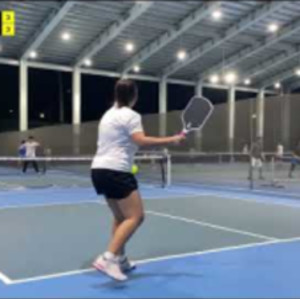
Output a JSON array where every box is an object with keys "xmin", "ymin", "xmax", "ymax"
[
  {"xmin": 106, "ymin": 190, "xmax": 144, "ymax": 255},
  {"xmin": 108, "ymin": 204, "xmax": 125, "ymax": 256}
]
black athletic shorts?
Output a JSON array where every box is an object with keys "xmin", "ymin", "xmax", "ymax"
[{"xmin": 91, "ymin": 168, "xmax": 138, "ymax": 200}]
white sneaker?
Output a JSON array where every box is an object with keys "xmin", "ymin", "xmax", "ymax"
[
  {"xmin": 119, "ymin": 256, "xmax": 136, "ymax": 273},
  {"xmin": 93, "ymin": 255, "xmax": 128, "ymax": 281}
]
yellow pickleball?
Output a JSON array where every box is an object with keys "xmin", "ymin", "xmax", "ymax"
[{"xmin": 131, "ymin": 164, "xmax": 139, "ymax": 175}]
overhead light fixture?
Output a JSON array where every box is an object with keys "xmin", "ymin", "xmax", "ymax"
[
  {"xmin": 268, "ymin": 23, "xmax": 279, "ymax": 33},
  {"xmin": 212, "ymin": 9, "xmax": 222, "ymax": 20},
  {"xmin": 274, "ymin": 82, "xmax": 281, "ymax": 89},
  {"xmin": 61, "ymin": 32, "xmax": 71, "ymax": 41},
  {"xmin": 125, "ymin": 42, "xmax": 135, "ymax": 52},
  {"xmin": 39, "ymin": 113, "xmax": 45, "ymax": 119},
  {"xmin": 224, "ymin": 71, "xmax": 237, "ymax": 84},
  {"xmin": 84, "ymin": 58, "xmax": 92, "ymax": 67},
  {"xmin": 177, "ymin": 50, "xmax": 187, "ymax": 61},
  {"xmin": 133, "ymin": 65, "xmax": 140, "ymax": 73},
  {"xmin": 244, "ymin": 78, "xmax": 251, "ymax": 85},
  {"xmin": 209, "ymin": 74, "xmax": 219, "ymax": 84},
  {"xmin": 295, "ymin": 68, "xmax": 300, "ymax": 76},
  {"xmin": 29, "ymin": 51, "xmax": 38, "ymax": 59}
]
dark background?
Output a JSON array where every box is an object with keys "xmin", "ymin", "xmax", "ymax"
[{"xmin": 0, "ymin": 64, "xmax": 260, "ymax": 133}]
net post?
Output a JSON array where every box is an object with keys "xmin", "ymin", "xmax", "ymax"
[
  {"xmin": 271, "ymin": 155, "xmax": 275, "ymax": 186},
  {"xmin": 249, "ymin": 154, "xmax": 254, "ymax": 190},
  {"xmin": 165, "ymin": 149, "xmax": 172, "ymax": 187}
]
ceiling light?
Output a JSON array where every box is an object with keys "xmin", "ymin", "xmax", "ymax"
[
  {"xmin": 61, "ymin": 32, "xmax": 71, "ymax": 41},
  {"xmin": 29, "ymin": 51, "xmax": 38, "ymax": 59},
  {"xmin": 224, "ymin": 71, "xmax": 237, "ymax": 84},
  {"xmin": 244, "ymin": 78, "xmax": 251, "ymax": 85},
  {"xmin": 133, "ymin": 65, "xmax": 140, "ymax": 73},
  {"xmin": 268, "ymin": 23, "xmax": 279, "ymax": 33},
  {"xmin": 295, "ymin": 68, "xmax": 300, "ymax": 76},
  {"xmin": 125, "ymin": 42, "xmax": 135, "ymax": 52},
  {"xmin": 274, "ymin": 82, "xmax": 281, "ymax": 89},
  {"xmin": 39, "ymin": 113, "xmax": 45, "ymax": 119},
  {"xmin": 177, "ymin": 50, "xmax": 187, "ymax": 61},
  {"xmin": 212, "ymin": 9, "xmax": 222, "ymax": 20},
  {"xmin": 209, "ymin": 74, "xmax": 219, "ymax": 84},
  {"xmin": 84, "ymin": 59, "xmax": 92, "ymax": 67}
]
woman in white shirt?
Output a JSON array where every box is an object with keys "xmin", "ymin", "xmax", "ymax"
[{"xmin": 91, "ymin": 79, "xmax": 184, "ymax": 281}]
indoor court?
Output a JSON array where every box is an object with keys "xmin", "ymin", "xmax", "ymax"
[{"xmin": 0, "ymin": 1, "xmax": 300, "ymax": 298}]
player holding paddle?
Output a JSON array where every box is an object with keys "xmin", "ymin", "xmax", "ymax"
[{"xmin": 91, "ymin": 79, "xmax": 213, "ymax": 281}]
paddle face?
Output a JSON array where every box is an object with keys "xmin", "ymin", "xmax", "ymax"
[{"xmin": 181, "ymin": 96, "xmax": 214, "ymax": 134}]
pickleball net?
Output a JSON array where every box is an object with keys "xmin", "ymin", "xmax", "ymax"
[{"xmin": 0, "ymin": 152, "xmax": 170, "ymax": 191}]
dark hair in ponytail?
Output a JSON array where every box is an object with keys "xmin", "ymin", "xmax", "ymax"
[{"xmin": 114, "ymin": 79, "xmax": 138, "ymax": 107}]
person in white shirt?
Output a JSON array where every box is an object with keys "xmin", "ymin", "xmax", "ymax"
[
  {"xmin": 242, "ymin": 143, "xmax": 249, "ymax": 155},
  {"xmin": 91, "ymin": 79, "xmax": 185, "ymax": 281},
  {"xmin": 276, "ymin": 143, "xmax": 284, "ymax": 158},
  {"xmin": 22, "ymin": 136, "xmax": 40, "ymax": 173}
]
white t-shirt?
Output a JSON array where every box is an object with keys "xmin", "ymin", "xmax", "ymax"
[
  {"xmin": 276, "ymin": 144, "xmax": 284, "ymax": 157},
  {"xmin": 25, "ymin": 141, "xmax": 40, "ymax": 158},
  {"xmin": 91, "ymin": 105, "xmax": 143, "ymax": 172}
]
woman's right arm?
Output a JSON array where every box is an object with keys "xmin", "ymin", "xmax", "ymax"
[{"xmin": 131, "ymin": 132, "xmax": 184, "ymax": 147}]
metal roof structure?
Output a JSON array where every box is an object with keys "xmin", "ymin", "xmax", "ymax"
[{"xmin": 0, "ymin": 0, "xmax": 300, "ymax": 92}]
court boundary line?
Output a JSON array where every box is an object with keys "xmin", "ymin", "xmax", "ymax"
[
  {"xmin": 205, "ymin": 192, "xmax": 300, "ymax": 209},
  {"xmin": 164, "ymin": 185, "xmax": 300, "ymax": 209},
  {"xmin": 0, "ymin": 193, "xmax": 206, "ymax": 211},
  {"xmin": 146, "ymin": 210, "xmax": 277, "ymax": 241},
  {"xmin": 3, "ymin": 236, "xmax": 300, "ymax": 286},
  {"xmin": 175, "ymin": 181, "xmax": 300, "ymax": 199},
  {"xmin": 1, "ymin": 182, "xmax": 299, "ymax": 211},
  {"xmin": 0, "ymin": 189, "xmax": 297, "ymax": 285},
  {"xmin": 0, "ymin": 272, "xmax": 12, "ymax": 284}
]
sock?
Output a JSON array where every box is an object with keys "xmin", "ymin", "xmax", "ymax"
[
  {"xmin": 104, "ymin": 251, "xmax": 118, "ymax": 262},
  {"xmin": 118, "ymin": 255, "xmax": 127, "ymax": 263}
]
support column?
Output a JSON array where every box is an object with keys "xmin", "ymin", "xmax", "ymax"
[
  {"xmin": 256, "ymin": 89, "xmax": 265, "ymax": 139},
  {"xmin": 281, "ymin": 95, "xmax": 290, "ymax": 149},
  {"xmin": 159, "ymin": 77, "xmax": 167, "ymax": 136},
  {"xmin": 19, "ymin": 60, "xmax": 28, "ymax": 132},
  {"xmin": 58, "ymin": 72, "xmax": 64, "ymax": 123},
  {"xmin": 72, "ymin": 68, "xmax": 81, "ymax": 125},
  {"xmin": 228, "ymin": 85, "xmax": 236, "ymax": 153},
  {"xmin": 72, "ymin": 126, "xmax": 81, "ymax": 155},
  {"xmin": 72, "ymin": 68, "xmax": 81, "ymax": 155},
  {"xmin": 194, "ymin": 80, "xmax": 203, "ymax": 152}
]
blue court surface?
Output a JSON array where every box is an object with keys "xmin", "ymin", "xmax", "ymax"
[{"xmin": 0, "ymin": 183, "xmax": 300, "ymax": 298}]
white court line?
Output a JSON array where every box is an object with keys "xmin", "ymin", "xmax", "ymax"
[
  {"xmin": 135, "ymin": 235, "xmax": 300, "ymax": 265},
  {"xmin": 146, "ymin": 210, "xmax": 277, "ymax": 241},
  {"xmin": 166, "ymin": 185, "xmax": 300, "ymax": 209},
  {"xmin": 0, "ymin": 200, "xmax": 102, "ymax": 211},
  {"xmin": 206, "ymin": 193, "xmax": 300, "ymax": 209},
  {"xmin": 168, "ymin": 185, "xmax": 300, "ymax": 208},
  {"xmin": 5, "ymin": 236, "xmax": 300, "ymax": 285},
  {"xmin": 178, "ymin": 181, "xmax": 300, "ymax": 198},
  {"xmin": 98, "ymin": 201, "xmax": 275, "ymax": 243},
  {"xmin": 0, "ymin": 189, "xmax": 293, "ymax": 285},
  {"xmin": 0, "ymin": 181, "xmax": 23, "ymax": 189},
  {"xmin": 0, "ymin": 272, "xmax": 12, "ymax": 284},
  {"xmin": 0, "ymin": 193, "xmax": 205, "ymax": 211}
]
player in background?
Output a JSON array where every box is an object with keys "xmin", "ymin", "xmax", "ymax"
[
  {"xmin": 22, "ymin": 136, "xmax": 41, "ymax": 173},
  {"xmin": 288, "ymin": 140, "xmax": 300, "ymax": 178},
  {"xmin": 249, "ymin": 137, "xmax": 264, "ymax": 180}
]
